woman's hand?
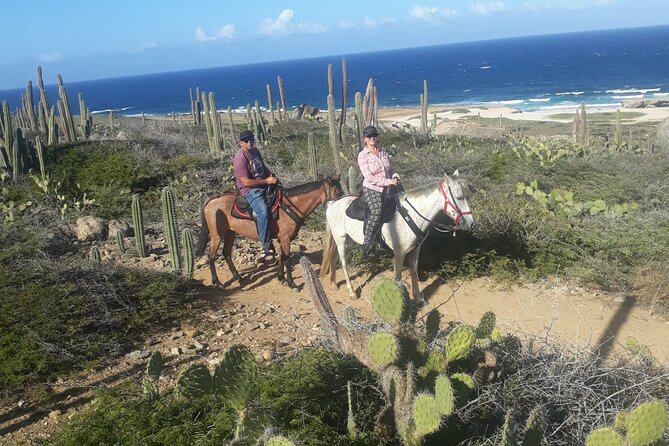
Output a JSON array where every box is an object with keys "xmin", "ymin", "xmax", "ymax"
[{"xmin": 389, "ymin": 177, "xmax": 399, "ymax": 186}]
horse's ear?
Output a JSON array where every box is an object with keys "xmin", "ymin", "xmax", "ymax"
[{"xmin": 452, "ymin": 169, "xmax": 460, "ymax": 179}]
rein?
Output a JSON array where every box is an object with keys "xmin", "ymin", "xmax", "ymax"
[
  {"xmin": 402, "ymin": 180, "xmax": 471, "ymax": 234},
  {"xmin": 279, "ymin": 179, "xmax": 338, "ymax": 226}
]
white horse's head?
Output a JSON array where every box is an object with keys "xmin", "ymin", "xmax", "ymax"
[{"xmin": 441, "ymin": 170, "xmax": 474, "ymax": 230}]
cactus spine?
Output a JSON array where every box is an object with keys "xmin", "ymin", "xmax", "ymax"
[
  {"xmin": 182, "ymin": 228, "xmax": 194, "ymax": 279},
  {"xmin": 308, "ymin": 132, "xmax": 318, "ymax": 180},
  {"xmin": 161, "ymin": 187, "xmax": 182, "ymax": 271},
  {"xmin": 132, "ymin": 194, "xmax": 147, "ymax": 257}
]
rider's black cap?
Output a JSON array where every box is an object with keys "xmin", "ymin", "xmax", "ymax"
[
  {"xmin": 363, "ymin": 126, "xmax": 379, "ymax": 137},
  {"xmin": 239, "ymin": 129, "xmax": 254, "ymax": 141}
]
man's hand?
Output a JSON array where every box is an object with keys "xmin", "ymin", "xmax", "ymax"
[{"xmin": 266, "ymin": 176, "xmax": 278, "ymax": 185}]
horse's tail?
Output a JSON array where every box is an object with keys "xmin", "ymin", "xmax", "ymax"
[
  {"xmin": 195, "ymin": 198, "xmax": 212, "ymax": 257},
  {"xmin": 320, "ymin": 217, "xmax": 338, "ymax": 284}
]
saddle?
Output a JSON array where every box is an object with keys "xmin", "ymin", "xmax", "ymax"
[
  {"xmin": 231, "ymin": 187, "xmax": 281, "ymax": 221},
  {"xmin": 345, "ymin": 194, "xmax": 397, "ymax": 223}
]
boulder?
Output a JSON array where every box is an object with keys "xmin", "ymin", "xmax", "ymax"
[
  {"xmin": 622, "ymin": 98, "xmax": 669, "ymax": 108},
  {"xmin": 291, "ymin": 104, "xmax": 320, "ymax": 120},
  {"xmin": 75, "ymin": 216, "xmax": 108, "ymax": 241}
]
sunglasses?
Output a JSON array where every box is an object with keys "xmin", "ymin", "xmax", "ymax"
[
  {"xmin": 366, "ymin": 135, "xmax": 378, "ymax": 139},
  {"xmin": 242, "ymin": 138, "xmax": 255, "ymax": 143}
]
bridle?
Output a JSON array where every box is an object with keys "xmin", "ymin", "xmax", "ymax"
[
  {"xmin": 438, "ymin": 180, "xmax": 472, "ymax": 226},
  {"xmin": 402, "ymin": 179, "xmax": 472, "ymax": 234}
]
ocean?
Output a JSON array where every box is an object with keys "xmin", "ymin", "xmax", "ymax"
[{"xmin": 1, "ymin": 25, "xmax": 668, "ymax": 116}]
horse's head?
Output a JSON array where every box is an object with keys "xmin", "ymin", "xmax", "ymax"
[
  {"xmin": 323, "ymin": 174, "xmax": 344, "ymax": 202},
  {"xmin": 440, "ymin": 169, "xmax": 474, "ymax": 230}
]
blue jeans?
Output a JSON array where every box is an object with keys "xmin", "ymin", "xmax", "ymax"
[{"xmin": 244, "ymin": 187, "xmax": 271, "ymax": 253}]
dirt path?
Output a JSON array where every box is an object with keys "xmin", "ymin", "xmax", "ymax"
[{"xmin": 2, "ymin": 230, "xmax": 668, "ymax": 443}]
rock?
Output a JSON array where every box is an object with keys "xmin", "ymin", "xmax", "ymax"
[
  {"xmin": 623, "ymin": 98, "xmax": 669, "ymax": 108},
  {"xmin": 48, "ymin": 409, "xmax": 62, "ymax": 420},
  {"xmin": 75, "ymin": 216, "xmax": 108, "ymax": 242},
  {"xmin": 116, "ymin": 131, "xmax": 129, "ymax": 140},
  {"xmin": 127, "ymin": 350, "xmax": 151, "ymax": 360},
  {"xmin": 171, "ymin": 347, "xmax": 183, "ymax": 355},
  {"xmin": 108, "ymin": 220, "xmax": 131, "ymax": 237},
  {"xmin": 655, "ymin": 117, "xmax": 669, "ymax": 152},
  {"xmin": 291, "ymin": 104, "xmax": 320, "ymax": 120},
  {"xmin": 172, "ymin": 330, "xmax": 185, "ymax": 340},
  {"xmin": 261, "ymin": 350, "xmax": 274, "ymax": 361}
]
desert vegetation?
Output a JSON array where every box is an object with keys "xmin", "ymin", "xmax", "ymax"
[{"xmin": 1, "ymin": 69, "xmax": 668, "ymax": 444}]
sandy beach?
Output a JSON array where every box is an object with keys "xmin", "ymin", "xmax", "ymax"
[{"xmin": 377, "ymin": 104, "xmax": 669, "ymax": 126}]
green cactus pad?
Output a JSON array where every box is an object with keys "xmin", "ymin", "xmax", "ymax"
[
  {"xmin": 266, "ymin": 436, "xmax": 295, "ymax": 446},
  {"xmin": 425, "ymin": 309, "xmax": 441, "ymax": 342},
  {"xmin": 236, "ymin": 406, "xmax": 273, "ymax": 444},
  {"xmin": 491, "ymin": 326, "xmax": 504, "ymax": 343},
  {"xmin": 450, "ymin": 373, "xmax": 475, "ymax": 407},
  {"xmin": 176, "ymin": 363, "xmax": 213, "ymax": 398},
  {"xmin": 413, "ymin": 393, "xmax": 441, "ymax": 437},
  {"xmin": 614, "ymin": 411, "xmax": 629, "ymax": 431},
  {"xmin": 146, "ymin": 351, "xmax": 164, "ymax": 381},
  {"xmin": 522, "ymin": 406, "xmax": 546, "ymax": 446},
  {"xmin": 367, "ymin": 332, "xmax": 399, "ymax": 369},
  {"xmin": 445, "ymin": 325, "xmax": 476, "ymax": 363},
  {"xmin": 434, "ymin": 374, "xmax": 455, "ymax": 416},
  {"xmin": 476, "ymin": 311, "xmax": 496, "ymax": 338},
  {"xmin": 371, "ymin": 279, "xmax": 411, "ymax": 325},
  {"xmin": 213, "ymin": 344, "xmax": 257, "ymax": 411},
  {"xmin": 341, "ymin": 306, "xmax": 358, "ymax": 330},
  {"xmin": 585, "ymin": 428, "xmax": 626, "ymax": 446},
  {"xmin": 625, "ymin": 400, "xmax": 668, "ymax": 446},
  {"xmin": 500, "ymin": 411, "xmax": 517, "ymax": 446}
]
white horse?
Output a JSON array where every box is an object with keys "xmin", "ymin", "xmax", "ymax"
[{"xmin": 320, "ymin": 171, "xmax": 474, "ymax": 300}]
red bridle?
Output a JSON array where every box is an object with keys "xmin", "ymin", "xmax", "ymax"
[{"xmin": 438, "ymin": 180, "xmax": 472, "ymax": 226}]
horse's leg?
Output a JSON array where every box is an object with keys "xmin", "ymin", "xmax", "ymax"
[
  {"xmin": 393, "ymin": 251, "xmax": 406, "ymax": 283},
  {"xmin": 334, "ymin": 234, "xmax": 355, "ymax": 297},
  {"xmin": 222, "ymin": 231, "xmax": 243, "ymax": 285},
  {"xmin": 279, "ymin": 238, "xmax": 297, "ymax": 288},
  {"xmin": 406, "ymin": 246, "xmax": 424, "ymax": 303},
  {"xmin": 209, "ymin": 229, "xmax": 224, "ymax": 288}
]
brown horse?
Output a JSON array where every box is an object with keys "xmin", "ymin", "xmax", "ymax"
[{"xmin": 197, "ymin": 176, "xmax": 342, "ymax": 289}]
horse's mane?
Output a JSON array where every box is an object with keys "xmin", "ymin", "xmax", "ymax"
[
  {"xmin": 401, "ymin": 180, "xmax": 441, "ymax": 201},
  {"xmin": 284, "ymin": 179, "xmax": 325, "ymax": 197}
]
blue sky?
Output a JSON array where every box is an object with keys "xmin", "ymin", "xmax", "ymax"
[{"xmin": 1, "ymin": 0, "xmax": 667, "ymax": 90}]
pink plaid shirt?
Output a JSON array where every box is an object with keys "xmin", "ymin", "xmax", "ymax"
[{"xmin": 357, "ymin": 147, "xmax": 398, "ymax": 192}]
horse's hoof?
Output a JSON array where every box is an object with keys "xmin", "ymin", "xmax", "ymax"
[{"xmin": 213, "ymin": 282, "xmax": 225, "ymax": 289}]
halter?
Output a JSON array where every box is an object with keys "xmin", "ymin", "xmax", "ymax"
[{"xmin": 438, "ymin": 180, "xmax": 472, "ymax": 226}]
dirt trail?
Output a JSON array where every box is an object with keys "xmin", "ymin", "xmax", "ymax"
[{"xmin": 2, "ymin": 231, "xmax": 668, "ymax": 443}]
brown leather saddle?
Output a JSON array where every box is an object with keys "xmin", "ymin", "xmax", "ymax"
[{"xmin": 231, "ymin": 187, "xmax": 281, "ymax": 221}]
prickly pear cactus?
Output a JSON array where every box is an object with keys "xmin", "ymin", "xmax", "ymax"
[
  {"xmin": 614, "ymin": 411, "xmax": 629, "ymax": 431},
  {"xmin": 625, "ymin": 399, "xmax": 668, "ymax": 446},
  {"xmin": 491, "ymin": 326, "xmax": 504, "ymax": 343},
  {"xmin": 434, "ymin": 374, "xmax": 454, "ymax": 416},
  {"xmin": 146, "ymin": 351, "xmax": 163, "ymax": 381},
  {"xmin": 213, "ymin": 344, "xmax": 257, "ymax": 411},
  {"xmin": 499, "ymin": 411, "xmax": 517, "ymax": 446},
  {"xmin": 522, "ymin": 405, "xmax": 546, "ymax": 446},
  {"xmin": 413, "ymin": 393, "xmax": 441, "ymax": 438},
  {"xmin": 585, "ymin": 427, "xmax": 626, "ymax": 446},
  {"xmin": 425, "ymin": 309, "xmax": 441, "ymax": 343},
  {"xmin": 371, "ymin": 279, "xmax": 411, "ymax": 326},
  {"xmin": 234, "ymin": 406, "xmax": 273, "ymax": 444},
  {"xmin": 367, "ymin": 332, "xmax": 399, "ymax": 369},
  {"xmin": 266, "ymin": 436, "xmax": 295, "ymax": 446},
  {"xmin": 176, "ymin": 363, "xmax": 213, "ymax": 399},
  {"xmin": 445, "ymin": 325, "xmax": 476, "ymax": 363},
  {"xmin": 450, "ymin": 373, "xmax": 475, "ymax": 408},
  {"xmin": 341, "ymin": 306, "xmax": 358, "ymax": 331},
  {"xmin": 476, "ymin": 311, "xmax": 496, "ymax": 339}
]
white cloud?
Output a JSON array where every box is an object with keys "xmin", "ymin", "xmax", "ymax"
[
  {"xmin": 195, "ymin": 24, "xmax": 236, "ymax": 42},
  {"xmin": 39, "ymin": 51, "xmax": 63, "ymax": 62},
  {"xmin": 469, "ymin": 1, "xmax": 507, "ymax": 14},
  {"xmin": 410, "ymin": 5, "xmax": 459, "ymax": 21},
  {"xmin": 259, "ymin": 9, "xmax": 326, "ymax": 35},
  {"xmin": 338, "ymin": 20, "xmax": 356, "ymax": 29},
  {"xmin": 361, "ymin": 16, "xmax": 397, "ymax": 30}
]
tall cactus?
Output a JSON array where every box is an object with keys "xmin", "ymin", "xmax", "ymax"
[
  {"xmin": 208, "ymin": 92, "xmax": 223, "ymax": 156},
  {"xmin": 56, "ymin": 74, "xmax": 77, "ymax": 142},
  {"xmin": 613, "ymin": 109, "xmax": 624, "ymax": 151},
  {"xmin": 266, "ymin": 84, "xmax": 276, "ymax": 126},
  {"xmin": 347, "ymin": 165, "xmax": 358, "ymax": 195},
  {"xmin": 1, "ymin": 101, "xmax": 13, "ymax": 170},
  {"xmin": 355, "ymin": 92, "xmax": 363, "ymax": 151},
  {"xmin": 182, "ymin": 228, "xmax": 194, "ymax": 279},
  {"xmin": 89, "ymin": 245, "xmax": 102, "ymax": 263},
  {"xmin": 161, "ymin": 187, "xmax": 182, "ymax": 271},
  {"xmin": 115, "ymin": 229, "xmax": 126, "ymax": 254},
  {"xmin": 340, "ymin": 58, "xmax": 348, "ymax": 131},
  {"xmin": 420, "ymin": 80, "xmax": 428, "ymax": 134},
  {"xmin": 327, "ymin": 63, "xmax": 334, "ymax": 97},
  {"xmin": 23, "ymin": 81, "xmax": 38, "ymax": 130},
  {"xmin": 277, "ymin": 76, "xmax": 287, "ymax": 121},
  {"xmin": 308, "ymin": 132, "xmax": 318, "ymax": 180},
  {"xmin": 132, "ymin": 194, "xmax": 147, "ymax": 258},
  {"xmin": 327, "ymin": 94, "xmax": 342, "ymax": 174}
]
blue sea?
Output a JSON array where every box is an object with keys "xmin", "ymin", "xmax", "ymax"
[{"xmin": 2, "ymin": 26, "xmax": 669, "ymax": 116}]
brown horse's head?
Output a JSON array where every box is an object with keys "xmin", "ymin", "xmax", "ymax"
[{"xmin": 323, "ymin": 174, "xmax": 344, "ymax": 202}]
